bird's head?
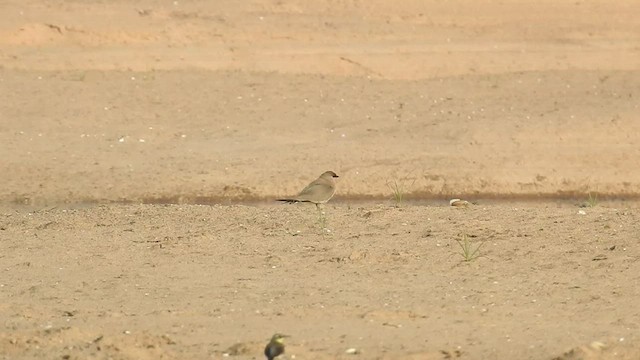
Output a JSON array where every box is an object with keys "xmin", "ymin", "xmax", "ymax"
[
  {"xmin": 270, "ymin": 334, "xmax": 289, "ymax": 344},
  {"xmin": 321, "ymin": 171, "xmax": 339, "ymax": 179}
]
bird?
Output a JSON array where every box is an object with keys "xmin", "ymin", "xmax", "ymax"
[
  {"xmin": 264, "ymin": 333, "xmax": 288, "ymax": 360},
  {"xmin": 277, "ymin": 171, "xmax": 339, "ymax": 207}
]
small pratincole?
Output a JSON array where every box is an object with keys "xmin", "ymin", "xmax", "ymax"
[
  {"xmin": 264, "ymin": 333, "xmax": 288, "ymax": 360},
  {"xmin": 277, "ymin": 171, "xmax": 339, "ymax": 207}
]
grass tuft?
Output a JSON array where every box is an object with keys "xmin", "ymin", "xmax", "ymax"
[
  {"xmin": 316, "ymin": 205, "xmax": 329, "ymax": 237},
  {"xmin": 386, "ymin": 176, "xmax": 416, "ymax": 207},
  {"xmin": 585, "ymin": 192, "xmax": 598, "ymax": 207},
  {"xmin": 455, "ymin": 234, "xmax": 484, "ymax": 262}
]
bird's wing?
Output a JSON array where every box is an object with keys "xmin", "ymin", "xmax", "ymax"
[{"xmin": 296, "ymin": 178, "xmax": 335, "ymax": 202}]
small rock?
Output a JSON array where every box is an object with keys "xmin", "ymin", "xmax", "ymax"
[
  {"xmin": 450, "ymin": 199, "xmax": 469, "ymax": 207},
  {"xmin": 592, "ymin": 254, "xmax": 607, "ymax": 261},
  {"xmin": 345, "ymin": 348, "xmax": 359, "ymax": 355}
]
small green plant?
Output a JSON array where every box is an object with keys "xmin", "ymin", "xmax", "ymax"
[
  {"xmin": 455, "ymin": 234, "xmax": 484, "ymax": 262},
  {"xmin": 65, "ymin": 72, "xmax": 87, "ymax": 82},
  {"xmin": 316, "ymin": 205, "xmax": 329, "ymax": 237},
  {"xmin": 585, "ymin": 192, "xmax": 598, "ymax": 207},
  {"xmin": 386, "ymin": 176, "xmax": 416, "ymax": 207}
]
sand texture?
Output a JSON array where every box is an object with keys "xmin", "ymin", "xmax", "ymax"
[{"xmin": 1, "ymin": 0, "xmax": 640, "ymax": 359}]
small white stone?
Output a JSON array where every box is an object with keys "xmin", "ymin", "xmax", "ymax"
[{"xmin": 345, "ymin": 348, "xmax": 359, "ymax": 354}]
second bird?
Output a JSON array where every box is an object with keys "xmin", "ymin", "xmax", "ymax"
[
  {"xmin": 277, "ymin": 171, "xmax": 339, "ymax": 206},
  {"xmin": 264, "ymin": 333, "xmax": 288, "ymax": 360}
]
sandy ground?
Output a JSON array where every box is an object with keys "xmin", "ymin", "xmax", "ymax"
[
  {"xmin": 1, "ymin": 0, "xmax": 640, "ymax": 359},
  {"xmin": 2, "ymin": 202, "xmax": 640, "ymax": 360}
]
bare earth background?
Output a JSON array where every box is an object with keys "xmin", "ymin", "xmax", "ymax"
[{"xmin": 1, "ymin": 0, "xmax": 640, "ymax": 359}]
